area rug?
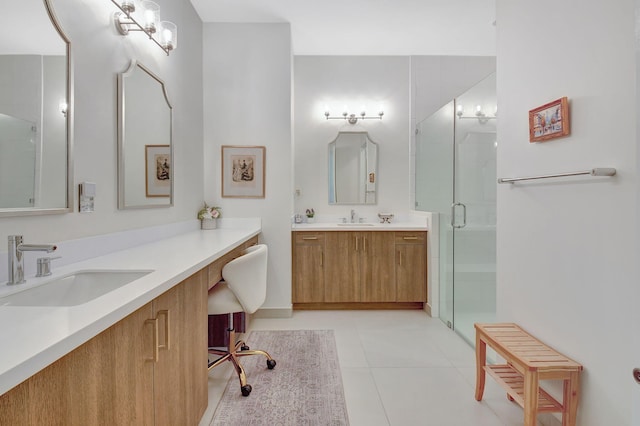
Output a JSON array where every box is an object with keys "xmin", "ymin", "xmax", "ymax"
[{"xmin": 212, "ymin": 330, "xmax": 350, "ymax": 425}]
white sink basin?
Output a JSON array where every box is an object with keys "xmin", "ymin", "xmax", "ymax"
[
  {"xmin": 0, "ymin": 270, "xmax": 153, "ymax": 307},
  {"xmin": 337, "ymin": 223, "xmax": 375, "ymax": 226}
]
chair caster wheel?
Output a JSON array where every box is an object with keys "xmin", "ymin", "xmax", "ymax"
[
  {"xmin": 241, "ymin": 345, "xmax": 250, "ymax": 351},
  {"xmin": 241, "ymin": 385, "xmax": 252, "ymax": 396},
  {"xmin": 267, "ymin": 359, "xmax": 276, "ymax": 369}
]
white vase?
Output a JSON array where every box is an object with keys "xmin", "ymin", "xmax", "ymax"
[
  {"xmin": 201, "ymin": 218, "xmax": 217, "ymax": 230},
  {"xmin": 306, "ymin": 217, "xmax": 315, "ymax": 223}
]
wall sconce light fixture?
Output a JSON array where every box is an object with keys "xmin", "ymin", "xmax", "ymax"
[
  {"xmin": 456, "ymin": 104, "xmax": 496, "ymax": 123},
  {"xmin": 324, "ymin": 105, "xmax": 384, "ymax": 125},
  {"xmin": 111, "ymin": 0, "xmax": 177, "ymax": 55}
]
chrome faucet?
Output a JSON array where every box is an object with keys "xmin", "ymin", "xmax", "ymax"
[
  {"xmin": 350, "ymin": 209, "xmax": 356, "ymax": 223},
  {"xmin": 7, "ymin": 235, "xmax": 57, "ymax": 285}
]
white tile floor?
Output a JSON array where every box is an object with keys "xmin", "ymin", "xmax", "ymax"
[{"xmin": 200, "ymin": 310, "xmax": 540, "ymax": 426}]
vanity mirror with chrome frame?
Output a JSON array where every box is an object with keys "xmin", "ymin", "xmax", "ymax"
[
  {"xmin": 117, "ymin": 61, "xmax": 173, "ymax": 209},
  {"xmin": 0, "ymin": 0, "xmax": 73, "ymax": 217},
  {"xmin": 328, "ymin": 131, "xmax": 378, "ymax": 205}
]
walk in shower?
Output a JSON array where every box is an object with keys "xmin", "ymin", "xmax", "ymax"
[{"xmin": 415, "ymin": 73, "xmax": 496, "ymax": 345}]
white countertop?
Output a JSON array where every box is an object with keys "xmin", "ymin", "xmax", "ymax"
[
  {"xmin": 0, "ymin": 222, "xmax": 261, "ymax": 396},
  {"xmin": 291, "ymin": 222, "xmax": 428, "ymax": 231}
]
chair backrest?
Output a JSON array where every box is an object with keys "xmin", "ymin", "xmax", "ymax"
[{"xmin": 221, "ymin": 244, "xmax": 268, "ymax": 314}]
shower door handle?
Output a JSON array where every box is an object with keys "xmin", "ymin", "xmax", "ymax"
[{"xmin": 451, "ymin": 202, "xmax": 467, "ymax": 229}]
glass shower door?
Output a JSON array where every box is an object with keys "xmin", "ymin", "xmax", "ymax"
[
  {"xmin": 451, "ymin": 73, "xmax": 497, "ymax": 344},
  {"xmin": 415, "ymin": 72, "xmax": 496, "ymax": 346},
  {"xmin": 415, "ymin": 101, "xmax": 454, "ymax": 328}
]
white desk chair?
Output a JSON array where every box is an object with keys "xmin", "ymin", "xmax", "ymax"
[{"xmin": 207, "ymin": 244, "xmax": 276, "ymax": 396}]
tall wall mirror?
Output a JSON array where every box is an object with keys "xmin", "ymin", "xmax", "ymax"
[
  {"xmin": 117, "ymin": 61, "xmax": 173, "ymax": 209},
  {"xmin": 328, "ymin": 131, "xmax": 378, "ymax": 205},
  {"xmin": 0, "ymin": 0, "xmax": 72, "ymax": 216}
]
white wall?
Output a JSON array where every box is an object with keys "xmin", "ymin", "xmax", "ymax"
[
  {"xmin": 203, "ymin": 23, "xmax": 293, "ymax": 313},
  {"xmin": 294, "ymin": 56, "xmax": 497, "ymax": 220},
  {"xmin": 0, "ymin": 0, "xmax": 204, "ymax": 274},
  {"xmin": 294, "ymin": 56, "xmax": 411, "ymax": 219},
  {"xmin": 496, "ymin": 1, "xmax": 637, "ymax": 424}
]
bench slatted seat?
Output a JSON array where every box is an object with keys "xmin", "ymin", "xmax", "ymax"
[{"xmin": 475, "ymin": 323, "xmax": 583, "ymax": 426}]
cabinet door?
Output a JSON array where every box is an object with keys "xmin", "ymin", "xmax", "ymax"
[
  {"xmin": 360, "ymin": 232, "xmax": 396, "ymax": 302},
  {"xmin": 325, "ymin": 231, "xmax": 361, "ymax": 302},
  {"xmin": 293, "ymin": 232, "xmax": 325, "ymax": 303},
  {"xmin": 153, "ymin": 270, "xmax": 208, "ymax": 425},
  {"xmin": 396, "ymin": 243, "xmax": 427, "ymax": 302},
  {"xmin": 0, "ymin": 303, "xmax": 155, "ymax": 426}
]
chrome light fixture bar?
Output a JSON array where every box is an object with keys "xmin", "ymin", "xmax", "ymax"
[
  {"xmin": 324, "ymin": 106, "xmax": 384, "ymax": 125},
  {"xmin": 111, "ymin": 0, "xmax": 177, "ymax": 55},
  {"xmin": 456, "ymin": 104, "xmax": 496, "ymax": 123}
]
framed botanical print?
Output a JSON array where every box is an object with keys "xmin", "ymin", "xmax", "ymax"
[
  {"xmin": 145, "ymin": 145, "xmax": 171, "ymax": 197},
  {"xmin": 221, "ymin": 145, "xmax": 266, "ymax": 198}
]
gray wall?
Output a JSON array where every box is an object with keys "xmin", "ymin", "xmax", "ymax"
[{"xmin": 0, "ymin": 0, "xmax": 204, "ymax": 258}]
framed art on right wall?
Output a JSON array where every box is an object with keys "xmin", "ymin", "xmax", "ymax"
[{"xmin": 529, "ymin": 96, "xmax": 570, "ymax": 142}]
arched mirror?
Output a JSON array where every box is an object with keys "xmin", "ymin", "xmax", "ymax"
[
  {"xmin": 0, "ymin": 0, "xmax": 72, "ymax": 216},
  {"xmin": 117, "ymin": 61, "xmax": 173, "ymax": 209},
  {"xmin": 328, "ymin": 131, "xmax": 378, "ymax": 205}
]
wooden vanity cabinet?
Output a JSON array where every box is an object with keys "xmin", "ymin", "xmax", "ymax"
[
  {"xmin": 292, "ymin": 230, "xmax": 427, "ymax": 308},
  {"xmin": 360, "ymin": 232, "xmax": 396, "ymax": 302},
  {"xmin": 292, "ymin": 232, "xmax": 325, "ymax": 303},
  {"xmin": 395, "ymin": 232, "xmax": 427, "ymax": 302},
  {"xmin": 0, "ymin": 270, "xmax": 208, "ymax": 426}
]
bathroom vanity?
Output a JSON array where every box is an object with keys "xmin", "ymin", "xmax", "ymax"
[
  {"xmin": 0, "ymin": 223, "xmax": 260, "ymax": 425},
  {"xmin": 292, "ymin": 223, "xmax": 427, "ymax": 309}
]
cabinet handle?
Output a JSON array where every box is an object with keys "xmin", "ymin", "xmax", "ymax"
[
  {"xmin": 145, "ymin": 318, "xmax": 159, "ymax": 363},
  {"xmin": 320, "ymin": 252, "xmax": 323, "ymax": 267},
  {"xmin": 157, "ymin": 309, "xmax": 170, "ymax": 350},
  {"xmin": 403, "ymin": 236, "xmax": 418, "ymax": 240},
  {"xmin": 363, "ymin": 237, "xmax": 367, "ymax": 253},
  {"xmin": 398, "ymin": 250, "xmax": 403, "ymax": 266},
  {"xmin": 302, "ymin": 236, "xmax": 318, "ymax": 240},
  {"xmin": 355, "ymin": 236, "xmax": 359, "ymax": 252}
]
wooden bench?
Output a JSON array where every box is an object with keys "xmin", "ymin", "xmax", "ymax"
[{"xmin": 474, "ymin": 323, "xmax": 583, "ymax": 426}]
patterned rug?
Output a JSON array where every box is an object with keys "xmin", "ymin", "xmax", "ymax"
[{"xmin": 212, "ymin": 330, "xmax": 350, "ymax": 425}]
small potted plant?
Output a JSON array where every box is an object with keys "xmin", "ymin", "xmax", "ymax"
[
  {"xmin": 305, "ymin": 208, "xmax": 315, "ymax": 223},
  {"xmin": 198, "ymin": 203, "xmax": 222, "ymax": 230}
]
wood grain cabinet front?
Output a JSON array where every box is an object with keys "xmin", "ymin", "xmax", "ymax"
[
  {"xmin": 292, "ymin": 232, "xmax": 325, "ymax": 303},
  {"xmin": 292, "ymin": 230, "xmax": 427, "ymax": 309},
  {"xmin": 0, "ymin": 271, "xmax": 208, "ymax": 426}
]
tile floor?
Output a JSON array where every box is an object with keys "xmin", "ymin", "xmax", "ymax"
[{"xmin": 200, "ymin": 310, "xmax": 542, "ymax": 426}]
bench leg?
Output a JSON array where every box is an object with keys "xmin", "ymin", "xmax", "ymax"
[
  {"xmin": 475, "ymin": 334, "xmax": 486, "ymax": 401},
  {"xmin": 523, "ymin": 371, "xmax": 539, "ymax": 426},
  {"xmin": 562, "ymin": 372, "xmax": 580, "ymax": 426}
]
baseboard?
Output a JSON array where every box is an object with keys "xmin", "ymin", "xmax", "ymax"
[
  {"xmin": 293, "ymin": 302, "xmax": 423, "ymax": 310},
  {"xmin": 424, "ymin": 303, "xmax": 432, "ymax": 317},
  {"xmin": 254, "ymin": 307, "xmax": 293, "ymax": 318}
]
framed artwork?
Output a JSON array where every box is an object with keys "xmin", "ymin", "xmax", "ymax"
[
  {"xmin": 221, "ymin": 145, "xmax": 266, "ymax": 198},
  {"xmin": 529, "ymin": 97, "xmax": 570, "ymax": 142},
  {"xmin": 145, "ymin": 145, "xmax": 171, "ymax": 197}
]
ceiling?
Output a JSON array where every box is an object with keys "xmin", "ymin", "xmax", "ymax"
[{"xmin": 189, "ymin": 0, "xmax": 496, "ymax": 56}]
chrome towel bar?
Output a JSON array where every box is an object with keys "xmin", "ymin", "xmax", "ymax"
[{"xmin": 498, "ymin": 168, "xmax": 616, "ymax": 184}]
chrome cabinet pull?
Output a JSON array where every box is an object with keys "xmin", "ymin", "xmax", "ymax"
[
  {"xmin": 302, "ymin": 236, "xmax": 318, "ymax": 240},
  {"xmin": 403, "ymin": 236, "xmax": 418, "ymax": 240}
]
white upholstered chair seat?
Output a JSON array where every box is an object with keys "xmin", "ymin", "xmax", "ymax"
[
  {"xmin": 207, "ymin": 244, "xmax": 275, "ymax": 397},
  {"xmin": 207, "ymin": 282, "xmax": 243, "ymax": 315}
]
